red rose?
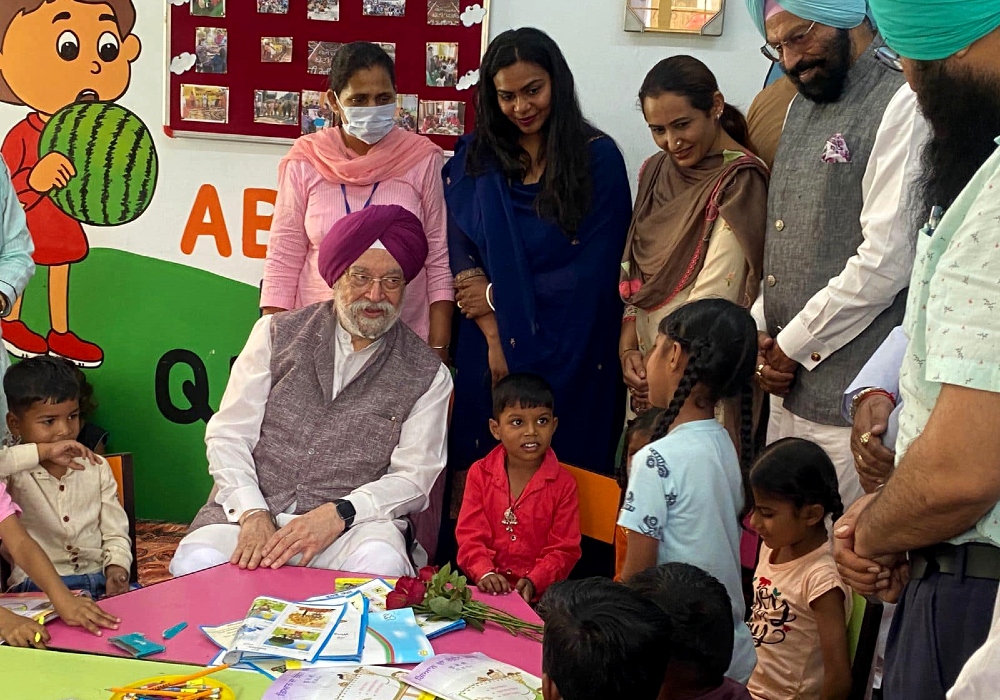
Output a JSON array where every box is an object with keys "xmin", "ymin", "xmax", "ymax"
[
  {"xmin": 418, "ymin": 566, "xmax": 438, "ymax": 583},
  {"xmin": 386, "ymin": 576, "xmax": 427, "ymax": 609},
  {"xmin": 385, "ymin": 590, "xmax": 409, "ymax": 610}
]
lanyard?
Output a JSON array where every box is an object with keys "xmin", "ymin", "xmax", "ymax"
[{"xmin": 341, "ymin": 182, "xmax": 380, "ymax": 215}]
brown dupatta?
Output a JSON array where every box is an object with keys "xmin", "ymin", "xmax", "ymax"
[{"xmin": 620, "ymin": 149, "xmax": 769, "ymax": 311}]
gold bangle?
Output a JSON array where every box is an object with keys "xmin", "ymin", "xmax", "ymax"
[{"xmin": 454, "ymin": 268, "xmax": 486, "ymax": 285}]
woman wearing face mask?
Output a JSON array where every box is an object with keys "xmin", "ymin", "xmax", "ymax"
[
  {"xmin": 620, "ymin": 56, "xmax": 769, "ymax": 416},
  {"xmin": 438, "ymin": 28, "xmax": 632, "ymax": 568},
  {"xmin": 262, "ymin": 42, "xmax": 453, "ymax": 357}
]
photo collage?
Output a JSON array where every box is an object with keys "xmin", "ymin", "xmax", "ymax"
[{"xmin": 179, "ymin": 0, "xmax": 469, "ymax": 138}]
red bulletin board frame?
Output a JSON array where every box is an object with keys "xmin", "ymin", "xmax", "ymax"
[{"xmin": 164, "ymin": 0, "xmax": 489, "ymax": 149}]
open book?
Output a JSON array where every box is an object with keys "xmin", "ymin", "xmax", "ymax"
[
  {"xmin": 262, "ymin": 666, "xmax": 436, "ymax": 700},
  {"xmin": 0, "ymin": 590, "xmax": 91, "ymax": 645},
  {"xmin": 221, "ymin": 596, "xmax": 347, "ymax": 664},
  {"xmin": 404, "ymin": 653, "xmax": 543, "ymax": 700}
]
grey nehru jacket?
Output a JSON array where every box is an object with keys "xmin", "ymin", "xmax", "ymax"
[
  {"xmin": 190, "ymin": 301, "xmax": 441, "ymax": 530},
  {"xmin": 764, "ymin": 45, "xmax": 907, "ymax": 427}
]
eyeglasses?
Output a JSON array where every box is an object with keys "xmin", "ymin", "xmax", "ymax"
[
  {"xmin": 347, "ymin": 271, "xmax": 404, "ymax": 292},
  {"xmin": 760, "ymin": 21, "xmax": 816, "ymax": 63},
  {"xmin": 873, "ymin": 45, "xmax": 903, "ymax": 72}
]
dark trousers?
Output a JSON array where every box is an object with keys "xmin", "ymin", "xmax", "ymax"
[{"xmin": 883, "ymin": 571, "xmax": 997, "ymax": 699}]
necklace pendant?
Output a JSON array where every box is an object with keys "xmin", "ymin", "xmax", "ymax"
[{"xmin": 501, "ymin": 506, "xmax": 518, "ymax": 530}]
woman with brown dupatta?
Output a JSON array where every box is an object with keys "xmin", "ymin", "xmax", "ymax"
[{"xmin": 619, "ymin": 56, "xmax": 769, "ymax": 417}]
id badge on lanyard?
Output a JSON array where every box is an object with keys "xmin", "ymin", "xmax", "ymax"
[{"xmin": 341, "ymin": 182, "xmax": 380, "ymax": 214}]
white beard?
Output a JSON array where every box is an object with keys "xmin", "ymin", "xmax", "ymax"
[{"xmin": 335, "ymin": 294, "xmax": 403, "ymax": 340}]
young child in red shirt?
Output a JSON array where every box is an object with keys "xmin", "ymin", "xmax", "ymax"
[{"xmin": 456, "ymin": 373, "xmax": 581, "ymax": 604}]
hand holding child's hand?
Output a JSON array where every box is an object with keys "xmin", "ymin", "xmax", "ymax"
[
  {"xmin": 515, "ymin": 578, "xmax": 534, "ymax": 604},
  {"xmin": 52, "ymin": 594, "xmax": 120, "ymax": 636},
  {"xmin": 477, "ymin": 572, "xmax": 510, "ymax": 596},
  {"xmin": 0, "ymin": 609, "xmax": 48, "ymax": 648},
  {"xmin": 37, "ymin": 441, "xmax": 98, "ymax": 470},
  {"xmin": 103, "ymin": 565, "xmax": 130, "ymax": 598}
]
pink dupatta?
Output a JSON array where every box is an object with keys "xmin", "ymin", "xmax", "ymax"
[{"xmin": 280, "ymin": 126, "xmax": 442, "ymax": 185}]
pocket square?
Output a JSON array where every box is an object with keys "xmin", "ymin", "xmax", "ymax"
[{"xmin": 822, "ymin": 133, "xmax": 852, "ymax": 163}]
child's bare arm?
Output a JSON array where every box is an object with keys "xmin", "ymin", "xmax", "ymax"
[
  {"xmin": 97, "ymin": 459, "xmax": 132, "ymax": 587},
  {"xmin": 0, "ymin": 511, "xmax": 119, "ymax": 634},
  {"xmin": 812, "ymin": 589, "xmax": 851, "ymax": 700},
  {"xmin": 0, "ymin": 606, "xmax": 48, "ymax": 648},
  {"xmin": 619, "ymin": 530, "xmax": 660, "ymax": 583}
]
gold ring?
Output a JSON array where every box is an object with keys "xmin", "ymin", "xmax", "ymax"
[
  {"xmin": 856, "ymin": 453, "xmax": 864, "ymax": 464},
  {"xmin": 457, "ymin": 301, "xmax": 464, "ymax": 309},
  {"xmin": 860, "ymin": 431, "xmax": 872, "ymax": 446},
  {"xmin": 756, "ymin": 363, "xmax": 765, "ymax": 376}
]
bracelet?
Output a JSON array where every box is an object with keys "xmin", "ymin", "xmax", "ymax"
[
  {"xmin": 480, "ymin": 572, "xmax": 498, "ymax": 581},
  {"xmin": 454, "ymin": 268, "xmax": 486, "ymax": 285},
  {"xmin": 486, "ymin": 283, "xmax": 496, "ymax": 312},
  {"xmin": 849, "ymin": 387, "xmax": 896, "ymax": 421},
  {"xmin": 430, "ymin": 344, "xmax": 449, "ymax": 350},
  {"xmin": 619, "ymin": 348, "xmax": 641, "ymax": 361},
  {"xmin": 238, "ymin": 508, "xmax": 270, "ymax": 526}
]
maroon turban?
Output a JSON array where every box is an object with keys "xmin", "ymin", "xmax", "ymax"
[{"xmin": 318, "ymin": 205, "xmax": 428, "ymax": 287}]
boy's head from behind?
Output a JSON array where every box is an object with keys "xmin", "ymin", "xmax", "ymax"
[
  {"xmin": 538, "ymin": 577, "xmax": 671, "ymax": 700},
  {"xmin": 5, "ymin": 357, "xmax": 82, "ymax": 445},
  {"xmin": 489, "ymin": 373, "xmax": 558, "ymax": 462},
  {"xmin": 628, "ymin": 563, "xmax": 734, "ymax": 697}
]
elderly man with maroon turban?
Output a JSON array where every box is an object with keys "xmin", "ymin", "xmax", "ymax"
[{"xmin": 170, "ymin": 205, "xmax": 452, "ymax": 578}]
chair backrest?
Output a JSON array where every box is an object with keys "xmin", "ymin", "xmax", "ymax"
[
  {"xmin": 104, "ymin": 453, "xmax": 139, "ymax": 584},
  {"xmin": 560, "ymin": 463, "xmax": 621, "ymax": 545},
  {"xmin": 847, "ymin": 592, "xmax": 883, "ymax": 700}
]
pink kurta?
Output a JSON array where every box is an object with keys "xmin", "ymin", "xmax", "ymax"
[{"xmin": 262, "ymin": 148, "xmax": 453, "ymax": 341}]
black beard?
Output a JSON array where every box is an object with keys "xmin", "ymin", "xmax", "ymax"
[
  {"xmin": 913, "ymin": 60, "xmax": 1000, "ymax": 214},
  {"xmin": 787, "ymin": 29, "xmax": 853, "ymax": 104}
]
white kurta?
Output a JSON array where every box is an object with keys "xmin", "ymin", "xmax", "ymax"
[{"xmin": 170, "ymin": 317, "xmax": 452, "ymax": 577}]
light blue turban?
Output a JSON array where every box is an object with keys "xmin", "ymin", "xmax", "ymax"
[
  {"xmin": 745, "ymin": 0, "xmax": 871, "ymax": 39},
  {"xmin": 869, "ymin": 0, "xmax": 1000, "ymax": 60}
]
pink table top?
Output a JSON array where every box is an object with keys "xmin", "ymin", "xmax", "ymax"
[{"xmin": 46, "ymin": 564, "xmax": 542, "ymax": 676}]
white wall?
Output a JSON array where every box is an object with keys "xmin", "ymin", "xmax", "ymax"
[{"xmin": 488, "ymin": 0, "xmax": 770, "ymax": 184}]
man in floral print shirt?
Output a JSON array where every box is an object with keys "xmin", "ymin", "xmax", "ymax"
[{"xmin": 833, "ymin": 2, "xmax": 1000, "ymax": 698}]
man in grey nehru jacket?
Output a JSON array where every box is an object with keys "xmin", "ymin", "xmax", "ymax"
[{"xmin": 745, "ymin": 0, "xmax": 927, "ymax": 506}]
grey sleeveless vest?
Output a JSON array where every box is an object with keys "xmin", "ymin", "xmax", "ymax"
[
  {"xmin": 764, "ymin": 45, "xmax": 907, "ymax": 426},
  {"xmin": 190, "ymin": 302, "xmax": 441, "ymax": 529}
]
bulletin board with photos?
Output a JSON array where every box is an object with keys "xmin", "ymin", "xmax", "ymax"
[{"xmin": 166, "ymin": 0, "xmax": 489, "ymax": 148}]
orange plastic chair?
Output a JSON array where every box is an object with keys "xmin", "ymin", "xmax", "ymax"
[{"xmin": 560, "ymin": 463, "xmax": 621, "ymax": 545}]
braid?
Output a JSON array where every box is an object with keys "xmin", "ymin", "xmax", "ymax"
[
  {"xmin": 649, "ymin": 345, "xmax": 703, "ymax": 442},
  {"xmin": 827, "ymin": 484, "xmax": 845, "ymax": 523},
  {"xmin": 738, "ymin": 384, "xmax": 755, "ymax": 517}
]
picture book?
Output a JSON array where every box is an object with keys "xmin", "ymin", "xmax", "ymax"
[
  {"xmin": 404, "ymin": 653, "xmax": 543, "ymax": 700},
  {"xmin": 262, "ymin": 666, "xmax": 436, "ymax": 700},
  {"xmin": 0, "ymin": 591, "xmax": 63, "ymax": 625},
  {"xmin": 223, "ymin": 596, "xmax": 347, "ymax": 664},
  {"xmin": 335, "ymin": 578, "xmax": 465, "ymax": 639}
]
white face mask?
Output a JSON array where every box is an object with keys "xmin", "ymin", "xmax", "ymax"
[{"xmin": 335, "ymin": 93, "xmax": 396, "ymax": 145}]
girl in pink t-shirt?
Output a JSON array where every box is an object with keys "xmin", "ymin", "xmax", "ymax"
[
  {"xmin": 0, "ymin": 444, "xmax": 120, "ymax": 647},
  {"xmin": 747, "ymin": 438, "xmax": 852, "ymax": 700}
]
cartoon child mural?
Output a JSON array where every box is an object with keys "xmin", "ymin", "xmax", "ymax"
[{"xmin": 0, "ymin": 0, "xmax": 150, "ymax": 367}]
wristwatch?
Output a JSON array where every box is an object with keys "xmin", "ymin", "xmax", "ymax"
[{"xmin": 334, "ymin": 499, "xmax": 356, "ymax": 531}]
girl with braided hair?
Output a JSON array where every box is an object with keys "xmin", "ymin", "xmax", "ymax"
[
  {"xmin": 618, "ymin": 297, "xmax": 758, "ymax": 684},
  {"xmin": 747, "ymin": 438, "xmax": 851, "ymax": 700}
]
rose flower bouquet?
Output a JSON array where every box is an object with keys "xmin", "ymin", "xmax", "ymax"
[{"xmin": 385, "ymin": 564, "xmax": 543, "ymax": 642}]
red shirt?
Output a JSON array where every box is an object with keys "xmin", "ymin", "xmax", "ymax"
[
  {"xmin": 1, "ymin": 113, "xmax": 88, "ymax": 266},
  {"xmin": 456, "ymin": 445, "xmax": 581, "ymax": 599}
]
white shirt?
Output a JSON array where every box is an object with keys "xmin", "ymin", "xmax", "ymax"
[
  {"xmin": 205, "ymin": 314, "xmax": 452, "ymax": 526},
  {"xmin": 752, "ymin": 84, "xmax": 929, "ymax": 372}
]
